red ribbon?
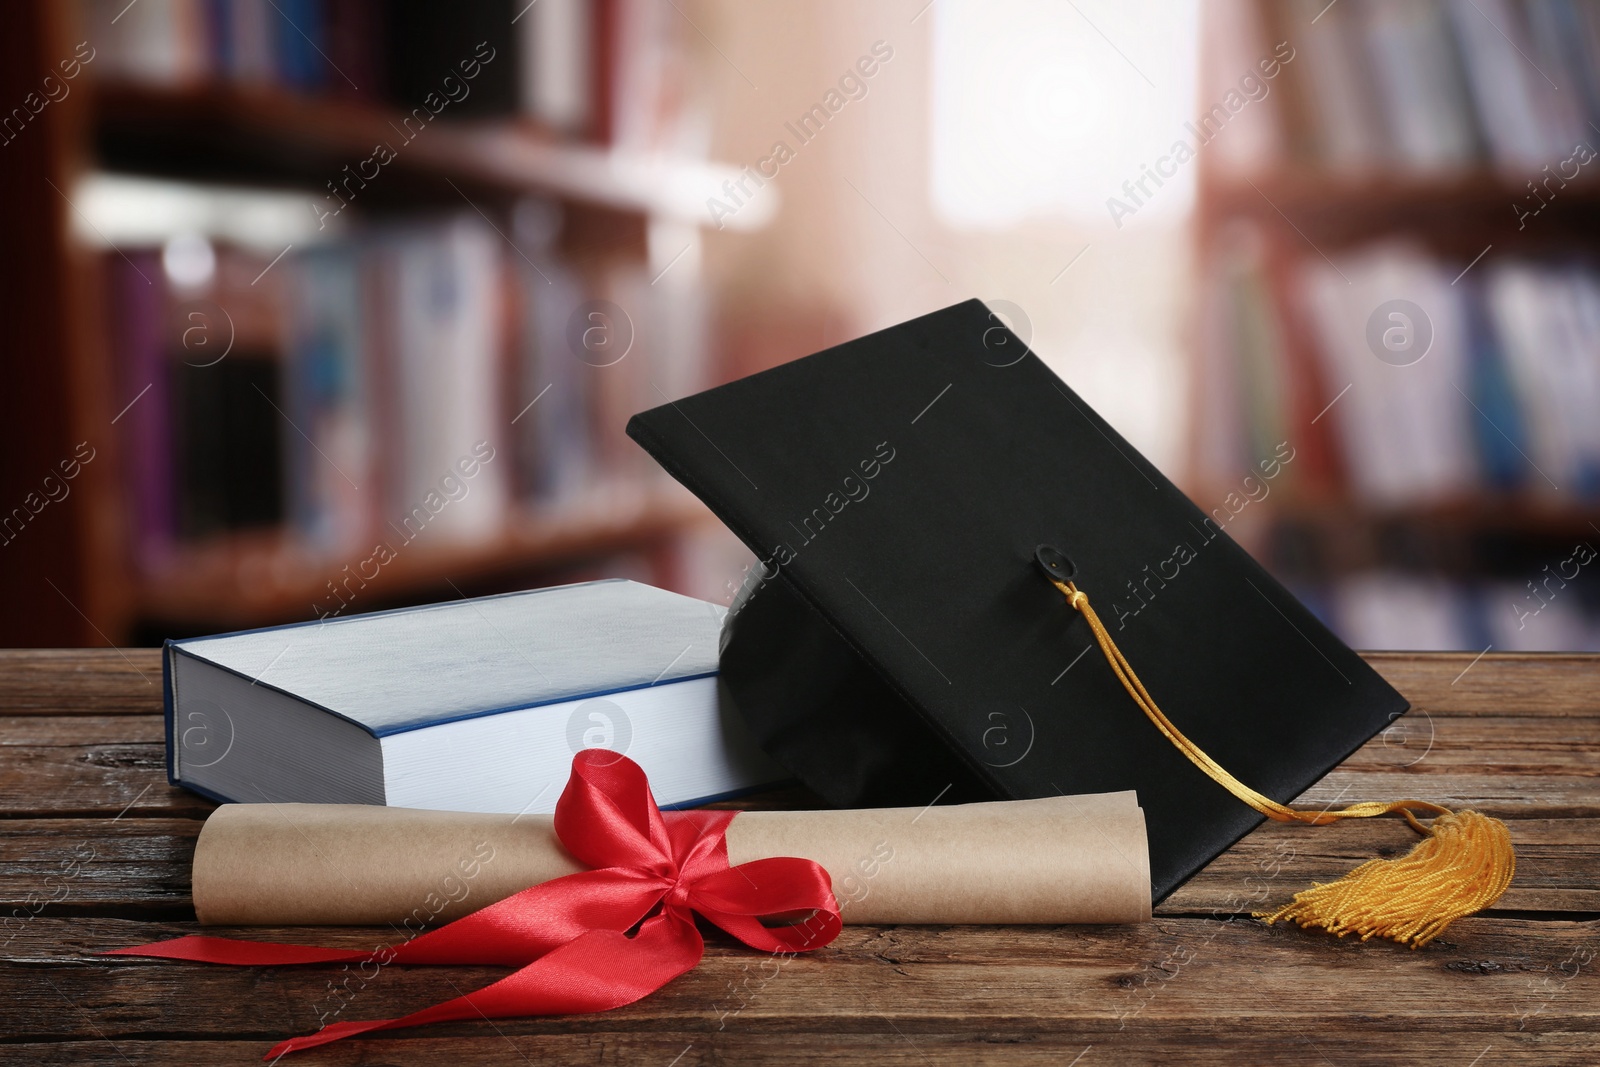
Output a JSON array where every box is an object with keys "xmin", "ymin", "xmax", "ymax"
[{"xmin": 106, "ymin": 750, "xmax": 842, "ymax": 1059}]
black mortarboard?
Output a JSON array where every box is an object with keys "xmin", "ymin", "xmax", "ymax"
[{"xmin": 627, "ymin": 299, "xmax": 1407, "ymax": 903}]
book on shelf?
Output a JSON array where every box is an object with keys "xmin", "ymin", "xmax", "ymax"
[
  {"xmin": 286, "ymin": 241, "xmax": 373, "ymax": 552},
  {"xmin": 100, "ymin": 198, "xmax": 713, "ymax": 582},
  {"xmin": 382, "ymin": 0, "xmax": 520, "ymax": 117},
  {"xmin": 79, "ymin": 0, "xmax": 707, "ymax": 149},
  {"xmin": 1446, "ymin": 0, "xmax": 1562, "ymax": 169},
  {"xmin": 82, "ymin": 0, "xmax": 212, "ymax": 86},
  {"xmin": 1277, "ymin": 0, "xmax": 1387, "ymax": 169},
  {"xmin": 518, "ymin": 0, "xmax": 594, "ymax": 135},
  {"xmin": 508, "ymin": 202, "xmax": 597, "ymax": 507},
  {"xmin": 1197, "ymin": 229, "xmax": 1600, "ymax": 650},
  {"xmin": 108, "ymin": 249, "xmax": 176, "ymax": 571},
  {"xmin": 164, "ymin": 578, "xmax": 789, "ymax": 810},
  {"xmin": 1298, "ymin": 243, "xmax": 1479, "ymax": 506},
  {"xmin": 1321, "ymin": 568, "xmax": 1600, "ymax": 653},
  {"xmin": 1364, "ymin": 0, "xmax": 1482, "ymax": 172},
  {"xmin": 1192, "ymin": 225, "xmax": 1341, "ymax": 499},
  {"xmin": 1226, "ymin": 0, "xmax": 1600, "ymax": 174},
  {"xmin": 106, "ymin": 244, "xmax": 293, "ymax": 561},
  {"xmin": 1197, "ymin": 0, "xmax": 1286, "ymax": 177},
  {"xmin": 1199, "ymin": 224, "xmax": 1600, "ymax": 507},
  {"xmin": 182, "ymin": 247, "xmax": 291, "ymax": 541},
  {"xmin": 1483, "ymin": 261, "xmax": 1600, "ymax": 497},
  {"xmin": 371, "ymin": 216, "xmax": 510, "ymax": 546}
]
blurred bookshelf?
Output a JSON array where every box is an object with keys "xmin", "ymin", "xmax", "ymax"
[
  {"xmin": 1193, "ymin": 0, "xmax": 1600, "ymax": 651},
  {"xmin": 0, "ymin": 0, "xmax": 763, "ymax": 647},
  {"xmin": 92, "ymin": 81, "xmax": 771, "ymax": 228}
]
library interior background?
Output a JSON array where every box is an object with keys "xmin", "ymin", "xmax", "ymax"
[{"xmin": 4, "ymin": 0, "xmax": 1599, "ymax": 653}]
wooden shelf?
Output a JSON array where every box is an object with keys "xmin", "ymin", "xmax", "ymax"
[
  {"xmin": 1248, "ymin": 494, "xmax": 1600, "ymax": 578},
  {"xmin": 1266, "ymin": 494, "xmax": 1600, "ymax": 538},
  {"xmin": 1207, "ymin": 167, "xmax": 1600, "ymax": 208},
  {"xmin": 90, "ymin": 81, "xmax": 775, "ymax": 229},
  {"xmin": 133, "ymin": 486, "xmax": 716, "ymax": 628},
  {"xmin": 1201, "ymin": 168, "xmax": 1600, "ymax": 250}
]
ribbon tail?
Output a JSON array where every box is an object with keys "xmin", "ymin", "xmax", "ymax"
[
  {"xmin": 103, "ymin": 935, "xmax": 371, "ymax": 966},
  {"xmin": 104, "ymin": 869, "xmax": 668, "ymax": 970},
  {"xmin": 264, "ymin": 911, "xmax": 706, "ymax": 1059}
]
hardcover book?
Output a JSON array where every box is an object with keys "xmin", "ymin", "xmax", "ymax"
[{"xmin": 165, "ymin": 579, "xmax": 786, "ymax": 813}]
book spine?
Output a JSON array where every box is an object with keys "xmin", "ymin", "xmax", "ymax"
[
  {"xmin": 162, "ymin": 641, "xmax": 179, "ymax": 786},
  {"xmin": 110, "ymin": 251, "xmax": 176, "ymax": 568}
]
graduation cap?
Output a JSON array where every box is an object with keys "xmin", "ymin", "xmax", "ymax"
[{"xmin": 628, "ymin": 299, "xmax": 1512, "ymax": 945}]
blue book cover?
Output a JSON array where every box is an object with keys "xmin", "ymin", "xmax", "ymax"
[
  {"xmin": 1461, "ymin": 279, "xmax": 1528, "ymax": 492},
  {"xmin": 273, "ymin": 0, "xmax": 328, "ymax": 90}
]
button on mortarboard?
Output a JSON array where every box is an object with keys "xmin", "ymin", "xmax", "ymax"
[{"xmin": 1033, "ymin": 544, "xmax": 1075, "ymax": 583}]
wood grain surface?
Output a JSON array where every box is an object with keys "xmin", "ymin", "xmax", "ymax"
[{"xmin": 0, "ymin": 650, "xmax": 1595, "ymax": 1064}]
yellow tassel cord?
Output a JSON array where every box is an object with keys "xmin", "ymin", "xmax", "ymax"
[{"xmin": 1050, "ymin": 578, "xmax": 1515, "ymax": 948}]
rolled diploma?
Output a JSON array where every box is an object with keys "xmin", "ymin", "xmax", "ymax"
[{"xmin": 193, "ymin": 792, "xmax": 1151, "ymax": 926}]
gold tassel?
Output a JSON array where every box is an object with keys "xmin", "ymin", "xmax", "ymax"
[
  {"xmin": 1257, "ymin": 808, "xmax": 1514, "ymax": 948},
  {"xmin": 1046, "ymin": 575, "xmax": 1515, "ymax": 948}
]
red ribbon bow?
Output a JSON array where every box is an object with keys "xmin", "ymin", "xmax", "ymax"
[{"xmin": 107, "ymin": 750, "xmax": 842, "ymax": 1058}]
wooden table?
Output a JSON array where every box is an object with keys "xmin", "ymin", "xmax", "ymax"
[{"xmin": 1, "ymin": 650, "xmax": 1595, "ymax": 1064}]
